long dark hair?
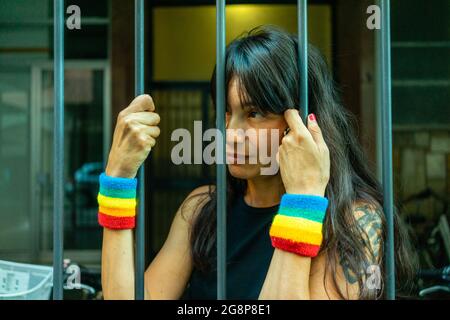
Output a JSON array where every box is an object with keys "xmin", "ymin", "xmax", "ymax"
[{"xmin": 182, "ymin": 25, "xmax": 416, "ymax": 299}]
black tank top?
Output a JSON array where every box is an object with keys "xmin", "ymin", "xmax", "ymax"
[{"xmin": 181, "ymin": 194, "xmax": 279, "ymax": 300}]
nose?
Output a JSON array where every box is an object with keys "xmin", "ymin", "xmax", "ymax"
[{"xmin": 226, "ymin": 115, "xmax": 246, "ymax": 145}]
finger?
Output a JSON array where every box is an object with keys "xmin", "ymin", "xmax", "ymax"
[
  {"xmin": 146, "ymin": 126, "xmax": 160, "ymax": 138},
  {"xmin": 307, "ymin": 113, "xmax": 326, "ymax": 147},
  {"xmin": 283, "ymin": 108, "xmax": 309, "ymax": 137},
  {"xmin": 137, "ymin": 134, "xmax": 156, "ymax": 150},
  {"xmin": 126, "ymin": 111, "xmax": 160, "ymax": 126},
  {"xmin": 121, "ymin": 94, "xmax": 155, "ymax": 116},
  {"xmin": 147, "ymin": 136, "xmax": 156, "ymax": 148},
  {"xmin": 131, "ymin": 123, "xmax": 160, "ymax": 138}
]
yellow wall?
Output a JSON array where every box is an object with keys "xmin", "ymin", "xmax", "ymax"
[{"xmin": 153, "ymin": 4, "xmax": 332, "ymax": 81}]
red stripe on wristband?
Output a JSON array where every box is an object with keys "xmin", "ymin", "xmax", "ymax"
[
  {"xmin": 270, "ymin": 236, "xmax": 321, "ymax": 257},
  {"xmin": 98, "ymin": 212, "xmax": 135, "ymax": 230}
]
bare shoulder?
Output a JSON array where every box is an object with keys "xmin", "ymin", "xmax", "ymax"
[
  {"xmin": 178, "ymin": 185, "xmax": 215, "ymax": 225},
  {"xmin": 157, "ymin": 184, "xmax": 213, "ymax": 256},
  {"xmin": 310, "ymin": 200, "xmax": 385, "ymax": 298},
  {"xmin": 144, "ymin": 185, "xmax": 214, "ymax": 299}
]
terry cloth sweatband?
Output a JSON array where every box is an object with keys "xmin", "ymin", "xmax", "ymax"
[
  {"xmin": 97, "ymin": 172, "xmax": 137, "ymax": 229},
  {"xmin": 269, "ymin": 193, "xmax": 329, "ymax": 257}
]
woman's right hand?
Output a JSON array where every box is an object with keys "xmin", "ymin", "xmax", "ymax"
[{"xmin": 105, "ymin": 94, "xmax": 161, "ymax": 178}]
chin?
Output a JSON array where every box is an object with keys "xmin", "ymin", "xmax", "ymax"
[{"xmin": 227, "ymin": 163, "xmax": 261, "ymax": 179}]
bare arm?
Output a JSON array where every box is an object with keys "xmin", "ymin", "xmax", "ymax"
[
  {"xmin": 259, "ymin": 203, "xmax": 383, "ymax": 300},
  {"xmin": 144, "ymin": 186, "xmax": 210, "ymax": 299},
  {"xmin": 100, "ymin": 94, "xmax": 210, "ymax": 299},
  {"xmin": 101, "ymin": 94, "xmax": 158, "ymax": 300},
  {"xmin": 259, "ymin": 249, "xmax": 312, "ymax": 299},
  {"xmin": 101, "ymin": 228, "xmax": 135, "ymax": 299},
  {"xmin": 101, "ymin": 185, "xmax": 210, "ymax": 300}
]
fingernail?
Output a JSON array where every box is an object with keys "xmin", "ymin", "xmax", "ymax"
[{"xmin": 309, "ymin": 113, "xmax": 316, "ymax": 121}]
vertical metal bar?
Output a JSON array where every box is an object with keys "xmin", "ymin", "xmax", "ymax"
[
  {"xmin": 104, "ymin": 1, "xmax": 112, "ymax": 167},
  {"xmin": 216, "ymin": 0, "xmax": 227, "ymax": 300},
  {"xmin": 30, "ymin": 67, "xmax": 41, "ymax": 264},
  {"xmin": 379, "ymin": 0, "xmax": 396, "ymax": 300},
  {"xmin": 53, "ymin": 0, "xmax": 64, "ymax": 301},
  {"xmin": 375, "ymin": 19, "xmax": 383, "ymax": 183},
  {"xmin": 297, "ymin": 0, "xmax": 308, "ymax": 122},
  {"xmin": 135, "ymin": 0, "xmax": 145, "ymax": 300}
]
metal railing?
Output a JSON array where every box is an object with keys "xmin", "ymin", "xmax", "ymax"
[
  {"xmin": 379, "ymin": 0, "xmax": 395, "ymax": 300},
  {"xmin": 134, "ymin": 0, "xmax": 146, "ymax": 300},
  {"xmin": 52, "ymin": 0, "xmax": 396, "ymax": 300},
  {"xmin": 53, "ymin": 0, "xmax": 64, "ymax": 301}
]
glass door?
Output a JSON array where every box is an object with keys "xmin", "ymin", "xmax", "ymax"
[{"xmin": 31, "ymin": 61, "xmax": 110, "ymax": 263}]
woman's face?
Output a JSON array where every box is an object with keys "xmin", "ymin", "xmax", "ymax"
[{"xmin": 225, "ymin": 76, "xmax": 288, "ymax": 179}]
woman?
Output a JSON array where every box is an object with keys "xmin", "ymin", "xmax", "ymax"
[{"xmin": 100, "ymin": 25, "xmax": 416, "ymax": 300}]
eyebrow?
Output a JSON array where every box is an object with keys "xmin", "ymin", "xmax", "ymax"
[
  {"xmin": 226, "ymin": 101, "xmax": 254, "ymax": 110},
  {"xmin": 241, "ymin": 102, "xmax": 254, "ymax": 108}
]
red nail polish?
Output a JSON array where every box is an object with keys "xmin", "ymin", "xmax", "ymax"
[{"xmin": 309, "ymin": 113, "xmax": 316, "ymax": 121}]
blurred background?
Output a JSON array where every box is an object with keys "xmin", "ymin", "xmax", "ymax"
[{"xmin": 0, "ymin": 0, "xmax": 448, "ymax": 299}]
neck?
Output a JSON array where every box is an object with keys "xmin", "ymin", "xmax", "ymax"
[{"xmin": 244, "ymin": 174, "xmax": 285, "ymax": 208}]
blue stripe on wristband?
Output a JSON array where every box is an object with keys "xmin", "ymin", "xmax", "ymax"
[
  {"xmin": 99, "ymin": 172, "xmax": 137, "ymax": 195},
  {"xmin": 278, "ymin": 193, "xmax": 329, "ymax": 222}
]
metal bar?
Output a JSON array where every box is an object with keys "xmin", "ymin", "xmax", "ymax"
[
  {"xmin": 375, "ymin": 13, "xmax": 383, "ymax": 183},
  {"xmin": 30, "ymin": 67, "xmax": 41, "ymax": 265},
  {"xmin": 135, "ymin": 0, "xmax": 145, "ymax": 300},
  {"xmin": 297, "ymin": 0, "xmax": 308, "ymax": 122},
  {"xmin": 216, "ymin": 0, "xmax": 227, "ymax": 300},
  {"xmin": 379, "ymin": 0, "xmax": 396, "ymax": 300},
  {"xmin": 52, "ymin": 0, "xmax": 64, "ymax": 301}
]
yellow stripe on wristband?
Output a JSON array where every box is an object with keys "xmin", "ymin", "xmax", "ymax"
[
  {"xmin": 273, "ymin": 215, "xmax": 323, "ymax": 233},
  {"xmin": 270, "ymin": 215, "xmax": 323, "ymax": 245},
  {"xmin": 98, "ymin": 205, "xmax": 136, "ymax": 217},
  {"xmin": 97, "ymin": 193, "xmax": 136, "ymax": 209}
]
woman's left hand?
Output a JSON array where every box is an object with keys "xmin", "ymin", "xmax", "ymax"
[{"xmin": 277, "ymin": 109, "xmax": 330, "ymax": 197}]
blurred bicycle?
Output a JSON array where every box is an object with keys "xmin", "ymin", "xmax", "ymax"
[{"xmin": 401, "ymin": 188, "xmax": 450, "ymax": 299}]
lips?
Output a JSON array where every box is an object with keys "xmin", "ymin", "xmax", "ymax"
[
  {"xmin": 226, "ymin": 152, "xmax": 249, "ymax": 163},
  {"xmin": 227, "ymin": 152, "xmax": 248, "ymax": 160},
  {"xmin": 226, "ymin": 152, "xmax": 248, "ymax": 158}
]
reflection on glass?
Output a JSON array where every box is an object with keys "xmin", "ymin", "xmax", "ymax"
[
  {"xmin": 39, "ymin": 68, "xmax": 105, "ymax": 251},
  {"xmin": 0, "ymin": 66, "xmax": 31, "ymax": 257}
]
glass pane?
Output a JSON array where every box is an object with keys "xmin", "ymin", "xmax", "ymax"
[
  {"xmin": 0, "ymin": 66, "xmax": 32, "ymax": 256},
  {"xmin": 39, "ymin": 67, "xmax": 105, "ymax": 252}
]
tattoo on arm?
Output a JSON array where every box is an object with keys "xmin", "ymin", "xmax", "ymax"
[
  {"xmin": 341, "ymin": 257, "xmax": 359, "ymax": 284},
  {"xmin": 340, "ymin": 204, "xmax": 383, "ymax": 284}
]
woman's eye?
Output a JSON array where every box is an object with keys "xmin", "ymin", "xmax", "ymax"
[{"xmin": 248, "ymin": 110, "xmax": 263, "ymax": 118}]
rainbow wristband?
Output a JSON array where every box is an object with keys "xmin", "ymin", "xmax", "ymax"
[
  {"xmin": 269, "ymin": 194, "xmax": 328, "ymax": 257},
  {"xmin": 97, "ymin": 172, "xmax": 137, "ymax": 229}
]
